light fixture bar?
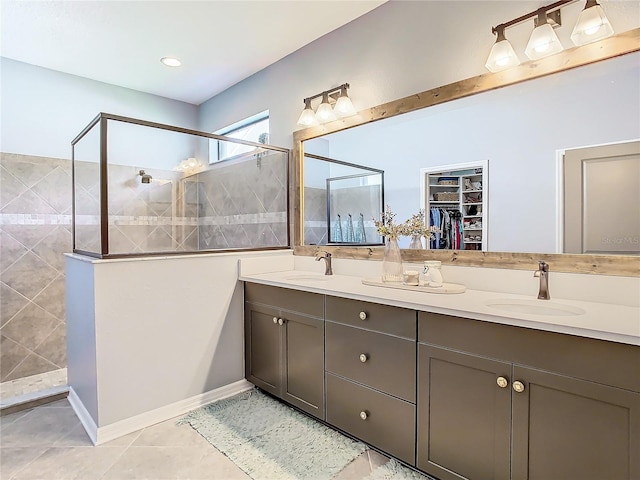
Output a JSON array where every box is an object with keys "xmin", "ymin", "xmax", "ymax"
[
  {"xmin": 297, "ymin": 83, "xmax": 355, "ymax": 127},
  {"xmin": 302, "ymin": 83, "xmax": 350, "ymax": 105},
  {"xmin": 491, "ymin": 0, "xmax": 573, "ymax": 34}
]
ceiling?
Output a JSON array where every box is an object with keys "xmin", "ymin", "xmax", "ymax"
[{"xmin": 0, "ymin": 0, "xmax": 385, "ymax": 105}]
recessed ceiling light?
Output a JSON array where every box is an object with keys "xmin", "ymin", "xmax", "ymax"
[{"xmin": 160, "ymin": 57, "xmax": 181, "ymax": 67}]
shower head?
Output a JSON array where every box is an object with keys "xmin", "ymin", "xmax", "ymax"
[{"xmin": 138, "ymin": 170, "xmax": 152, "ymax": 184}]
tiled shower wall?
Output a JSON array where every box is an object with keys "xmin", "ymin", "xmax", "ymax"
[
  {"xmin": 195, "ymin": 153, "xmax": 288, "ymax": 249},
  {"xmin": 1, "ymin": 151, "xmax": 289, "ymax": 385},
  {"xmin": 1, "ymin": 153, "xmax": 71, "ymax": 383},
  {"xmin": 304, "ymin": 185, "xmax": 381, "ymax": 245}
]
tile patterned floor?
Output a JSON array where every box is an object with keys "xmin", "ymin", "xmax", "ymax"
[{"xmin": 0, "ymin": 399, "xmax": 390, "ymax": 480}]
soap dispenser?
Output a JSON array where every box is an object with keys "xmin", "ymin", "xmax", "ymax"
[{"xmin": 422, "ymin": 260, "xmax": 443, "ymax": 287}]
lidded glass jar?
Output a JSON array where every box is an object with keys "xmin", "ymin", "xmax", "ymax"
[{"xmin": 422, "ymin": 260, "xmax": 443, "ymax": 287}]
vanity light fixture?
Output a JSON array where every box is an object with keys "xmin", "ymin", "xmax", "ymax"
[
  {"xmin": 485, "ymin": 26, "xmax": 520, "ymax": 73},
  {"xmin": 315, "ymin": 92, "xmax": 338, "ymax": 123},
  {"xmin": 525, "ymin": 8, "xmax": 564, "ymax": 60},
  {"xmin": 571, "ymin": 0, "xmax": 614, "ymax": 46},
  {"xmin": 296, "ymin": 83, "xmax": 356, "ymax": 128},
  {"xmin": 160, "ymin": 56, "xmax": 182, "ymax": 67},
  {"xmin": 485, "ymin": 0, "xmax": 614, "ymax": 72}
]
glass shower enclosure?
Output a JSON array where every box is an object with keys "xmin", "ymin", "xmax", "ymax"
[{"xmin": 71, "ymin": 113, "xmax": 290, "ymax": 257}]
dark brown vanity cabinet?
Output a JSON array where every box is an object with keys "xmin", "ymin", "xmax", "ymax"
[
  {"xmin": 244, "ymin": 283, "xmax": 325, "ymax": 419},
  {"xmin": 417, "ymin": 312, "xmax": 640, "ymax": 480},
  {"xmin": 325, "ymin": 297, "xmax": 417, "ymax": 465}
]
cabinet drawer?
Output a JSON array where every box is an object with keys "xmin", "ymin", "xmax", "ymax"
[
  {"xmin": 326, "ymin": 322, "xmax": 416, "ymax": 402},
  {"xmin": 326, "ymin": 296, "xmax": 416, "ymax": 339},
  {"xmin": 244, "ymin": 283, "xmax": 323, "ymax": 318},
  {"xmin": 326, "ymin": 373, "xmax": 416, "ymax": 465}
]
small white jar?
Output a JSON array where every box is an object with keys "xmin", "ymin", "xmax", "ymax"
[{"xmin": 422, "ymin": 260, "xmax": 443, "ymax": 287}]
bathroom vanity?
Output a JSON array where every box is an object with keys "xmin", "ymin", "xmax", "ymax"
[{"xmin": 242, "ymin": 271, "xmax": 640, "ymax": 480}]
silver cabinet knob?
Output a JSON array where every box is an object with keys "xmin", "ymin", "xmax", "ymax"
[
  {"xmin": 359, "ymin": 354, "xmax": 368, "ymax": 363},
  {"xmin": 359, "ymin": 311, "xmax": 367, "ymax": 320},
  {"xmin": 496, "ymin": 376, "xmax": 508, "ymax": 388},
  {"xmin": 360, "ymin": 411, "xmax": 368, "ymax": 420},
  {"xmin": 278, "ymin": 318, "xmax": 284, "ymax": 326},
  {"xmin": 272, "ymin": 317, "xmax": 278, "ymax": 324},
  {"xmin": 513, "ymin": 381, "xmax": 525, "ymax": 393}
]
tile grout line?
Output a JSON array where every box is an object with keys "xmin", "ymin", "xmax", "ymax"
[{"xmin": 96, "ymin": 427, "xmax": 146, "ymax": 480}]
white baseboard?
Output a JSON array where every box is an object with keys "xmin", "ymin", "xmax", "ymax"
[
  {"xmin": 69, "ymin": 379, "xmax": 253, "ymax": 445},
  {"xmin": 68, "ymin": 387, "xmax": 98, "ymax": 445}
]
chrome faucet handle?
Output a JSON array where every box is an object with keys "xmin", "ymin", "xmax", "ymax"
[
  {"xmin": 315, "ymin": 251, "xmax": 333, "ymax": 275},
  {"xmin": 534, "ymin": 260, "xmax": 550, "ymax": 300},
  {"xmin": 534, "ymin": 260, "xmax": 548, "ymax": 277}
]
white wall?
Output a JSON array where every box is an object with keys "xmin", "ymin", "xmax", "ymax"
[
  {"xmin": 197, "ymin": 1, "xmax": 640, "ymax": 148},
  {"xmin": 1, "ymin": 58, "xmax": 198, "ymax": 165},
  {"xmin": 66, "ymin": 250, "xmax": 292, "ymax": 431}
]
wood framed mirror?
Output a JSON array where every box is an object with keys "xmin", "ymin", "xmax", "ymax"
[{"xmin": 292, "ymin": 29, "xmax": 640, "ymax": 276}]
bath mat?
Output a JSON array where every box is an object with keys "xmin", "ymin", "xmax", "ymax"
[
  {"xmin": 179, "ymin": 389, "xmax": 367, "ymax": 480},
  {"xmin": 366, "ymin": 459, "xmax": 436, "ymax": 480}
]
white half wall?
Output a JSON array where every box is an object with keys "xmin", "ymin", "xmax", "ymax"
[{"xmin": 65, "ymin": 250, "xmax": 292, "ymax": 431}]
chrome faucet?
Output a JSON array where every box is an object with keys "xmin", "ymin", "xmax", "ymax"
[
  {"xmin": 315, "ymin": 251, "xmax": 333, "ymax": 275},
  {"xmin": 533, "ymin": 261, "xmax": 550, "ymax": 300}
]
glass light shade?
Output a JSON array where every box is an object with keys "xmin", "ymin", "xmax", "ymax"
[
  {"xmin": 297, "ymin": 107, "xmax": 317, "ymax": 127},
  {"xmin": 571, "ymin": 3, "xmax": 614, "ymax": 46},
  {"xmin": 334, "ymin": 95, "xmax": 356, "ymax": 117},
  {"xmin": 315, "ymin": 101, "xmax": 337, "ymax": 123},
  {"xmin": 525, "ymin": 23, "xmax": 563, "ymax": 60},
  {"xmin": 485, "ymin": 39, "xmax": 520, "ymax": 72}
]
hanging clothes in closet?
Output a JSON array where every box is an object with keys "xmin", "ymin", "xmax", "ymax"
[{"xmin": 430, "ymin": 207, "xmax": 463, "ymax": 250}]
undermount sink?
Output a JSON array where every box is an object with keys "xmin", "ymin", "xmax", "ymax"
[
  {"xmin": 282, "ymin": 274, "xmax": 330, "ymax": 282},
  {"xmin": 485, "ymin": 299, "xmax": 586, "ymax": 317}
]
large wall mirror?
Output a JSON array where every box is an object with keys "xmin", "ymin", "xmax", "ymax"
[{"xmin": 293, "ymin": 30, "xmax": 640, "ymax": 275}]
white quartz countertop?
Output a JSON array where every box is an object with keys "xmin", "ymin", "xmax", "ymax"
[{"xmin": 239, "ymin": 270, "xmax": 640, "ymax": 346}]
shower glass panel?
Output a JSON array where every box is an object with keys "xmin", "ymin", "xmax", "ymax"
[
  {"xmin": 71, "ymin": 113, "xmax": 289, "ymax": 257},
  {"xmin": 303, "ymin": 152, "xmax": 384, "ymax": 246},
  {"xmin": 72, "ymin": 120, "xmax": 101, "ymax": 253}
]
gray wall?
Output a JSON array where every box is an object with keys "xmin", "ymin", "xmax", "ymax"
[
  {"xmin": 0, "ymin": 58, "xmax": 198, "ymax": 161},
  {"xmin": 197, "ymin": 1, "xmax": 640, "ymax": 147}
]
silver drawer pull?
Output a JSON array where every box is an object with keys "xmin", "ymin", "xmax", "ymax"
[
  {"xmin": 272, "ymin": 317, "xmax": 278, "ymax": 324},
  {"xmin": 360, "ymin": 410, "xmax": 368, "ymax": 420},
  {"xmin": 359, "ymin": 311, "xmax": 367, "ymax": 320},
  {"xmin": 513, "ymin": 381, "xmax": 525, "ymax": 393},
  {"xmin": 359, "ymin": 354, "xmax": 368, "ymax": 363},
  {"xmin": 278, "ymin": 318, "xmax": 284, "ymax": 326},
  {"xmin": 496, "ymin": 376, "xmax": 508, "ymax": 388}
]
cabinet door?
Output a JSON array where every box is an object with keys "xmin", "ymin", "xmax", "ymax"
[
  {"xmin": 417, "ymin": 344, "xmax": 511, "ymax": 480},
  {"xmin": 244, "ymin": 303, "xmax": 282, "ymax": 396},
  {"xmin": 512, "ymin": 365, "xmax": 640, "ymax": 480},
  {"xmin": 281, "ymin": 311, "xmax": 324, "ymax": 419}
]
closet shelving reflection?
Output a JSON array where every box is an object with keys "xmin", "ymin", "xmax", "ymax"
[{"xmin": 422, "ymin": 163, "xmax": 488, "ymax": 251}]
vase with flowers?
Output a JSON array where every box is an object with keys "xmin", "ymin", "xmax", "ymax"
[
  {"xmin": 374, "ymin": 205, "xmax": 404, "ymax": 282},
  {"xmin": 403, "ymin": 209, "xmax": 439, "ymax": 249}
]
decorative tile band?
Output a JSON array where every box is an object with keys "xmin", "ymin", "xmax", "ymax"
[
  {"xmin": 0, "ymin": 214, "xmax": 72, "ymax": 225},
  {"xmin": 0, "ymin": 212, "xmax": 287, "ymax": 227}
]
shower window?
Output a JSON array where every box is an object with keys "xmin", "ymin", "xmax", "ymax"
[{"xmin": 211, "ymin": 111, "xmax": 270, "ymax": 163}]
